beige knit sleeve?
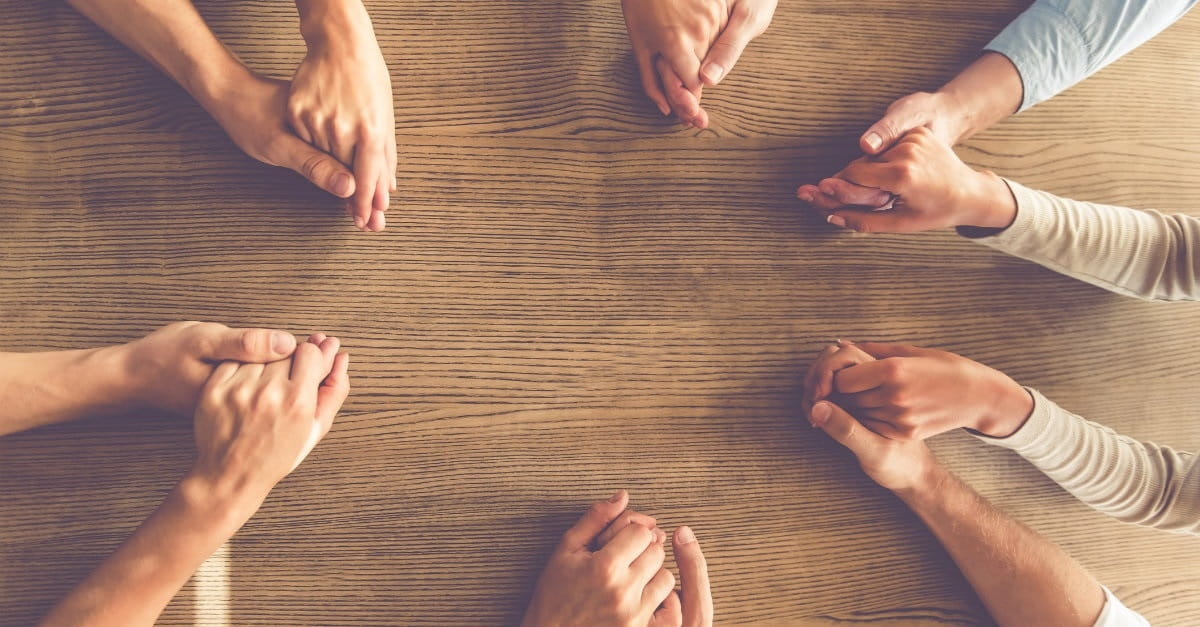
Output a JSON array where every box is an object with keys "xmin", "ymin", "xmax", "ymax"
[
  {"xmin": 973, "ymin": 388, "xmax": 1200, "ymax": 534},
  {"xmin": 962, "ymin": 180, "xmax": 1200, "ymax": 301}
]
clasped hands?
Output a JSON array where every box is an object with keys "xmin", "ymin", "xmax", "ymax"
[
  {"xmin": 622, "ymin": 0, "xmax": 777, "ymax": 128},
  {"xmin": 803, "ymin": 339, "xmax": 1033, "ymax": 493}
]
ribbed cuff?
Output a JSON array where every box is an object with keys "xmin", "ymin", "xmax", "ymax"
[{"xmin": 971, "ymin": 386, "xmax": 1056, "ymax": 454}]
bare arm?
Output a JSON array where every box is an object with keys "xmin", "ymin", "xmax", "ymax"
[
  {"xmin": 0, "ymin": 322, "xmax": 295, "ymax": 437},
  {"xmin": 42, "ymin": 335, "xmax": 350, "ymax": 626}
]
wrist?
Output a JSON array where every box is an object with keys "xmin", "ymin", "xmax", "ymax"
[
  {"xmin": 961, "ymin": 169, "xmax": 1017, "ymax": 230},
  {"xmin": 87, "ymin": 344, "xmax": 145, "ymax": 411},
  {"xmin": 892, "ymin": 456, "xmax": 950, "ymax": 505},
  {"xmin": 937, "ymin": 52, "xmax": 1023, "ymax": 143},
  {"xmin": 974, "ymin": 375, "xmax": 1034, "ymax": 438},
  {"xmin": 177, "ymin": 468, "xmax": 269, "ymax": 533},
  {"xmin": 296, "ymin": 0, "xmax": 374, "ymax": 49}
]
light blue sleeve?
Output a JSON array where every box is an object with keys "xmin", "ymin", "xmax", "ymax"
[{"xmin": 984, "ymin": 0, "xmax": 1198, "ymax": 111}]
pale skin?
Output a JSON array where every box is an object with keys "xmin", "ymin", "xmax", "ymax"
[
  {"xmin": 39, "ymin": 333, "xmax": 351, "ymax": 627},
  {"xmin": 523, "ymin": 490, "xmax": 713, "ymax": 627},
  {"xmin": 621, "ymin": 0, "xmax": 777, "ymax": 128},
  {"xmin": 797, "ymin": 51, "xmax": 1024, "ymax": 217},
  {"xmin": 65, "ymin": 0, "xmax": 396, "ymax": 232},
  {"xmin": 806, "ymin": 375, "xmax": 1107, "ymax": 627},
  {"xmin": 803, "ymin": 339, "xmax": 1034, "ymax": 440}
]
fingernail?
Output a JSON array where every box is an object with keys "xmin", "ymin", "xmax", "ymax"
[
  {"xmin": 354, "ymin": 216, "xmax": 365, "ymax": 229},
  {"xmin": 609, "ymin": 491, "xmax": 625, "ymax": 503},
  {"xmin": 677, "ymin": 526, "xmax": 696, "ymax": 545},
  {"xmin": 864, "ymin": 132, "xmax": 883, "ymax": 152},
  {"xmin": 272, "ymin": 332, "xmax": 295, "ymax": 354},
  {"xmin": 811, "ymin": 402, "xmax": 832, "ymax": 427},
  {"xmin": 658, "ymin": 103, "xmax": 671, "ymax": 116},
  {"xmin": 655, "ymin": 528, "xmax": 667, "ymax": 543},
  {"xmin": 827, "ymin": 214, "xmax": 847, "ymax": 228},
  {"xmin": 702, "ymin": 63, "xmax": 725, "ymax": 84},
  {"xmin": 334, "ymin": 173, "xmax": 353, "ymax": 197},
  {"xmin": 797, "ymin": 190, "xmax": 812, "ymax": 203}
]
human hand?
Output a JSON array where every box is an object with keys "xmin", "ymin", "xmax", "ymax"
[
  {"xmin": 522, "ymin": 491, "xmax": 691, "ymax": 627},
  {"xmin": 117, "ymin": 321, "xmax": 299, "ymax": 416},
  {"xmin": 201, "ymin": 70, "xmax": 362, "ymax": 216},
  {"xmin": 797, "ymin": 127, "xmax": 1017, "ymax": 233},
  {"xmin": 621, "ymin": 0, "xmax": 776, "ymax": 128},
  {"xmin": 808, "ymin": 341, "xmax": 1033, "ymax": 440},
  {"xmin": 291, "ymin": 1, "xmax": 396, "ymax": 232},
  {"xmin": 189, "ymin": 333, "xmax": 350, "ymax": 508},
  {"xmin": 809, "ymin": 399, "xmax": 941, "ymax": 493}
]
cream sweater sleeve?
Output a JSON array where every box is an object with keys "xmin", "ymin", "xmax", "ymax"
[
  {"xmin": 963, "ymin": 179, "xmax": 1200, "ymax": 301},
  {"xmin": 973, "ymin": 388, "xmax": 1200, "ymax": 534}
]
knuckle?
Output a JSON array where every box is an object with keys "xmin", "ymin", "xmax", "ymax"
[{"xmin": 300, "ymin": 152, "xmax": 328, "ymax": 180}]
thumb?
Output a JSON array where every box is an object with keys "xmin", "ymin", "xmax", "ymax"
[
  {"xmin": 810, "ymin": 401, "xmax": 887, "ymax": 458},
  {"xmin": 860, "ymin": 99, "xmax": 928, "ymax": 155},
  {"xmin": 700, "ymin": 6, "xmax": 762, "ymax": 86},
  {"xmin": 825, "ymin": 208, "xmax": 914, "ymax": 234},
  {"xmin": 201, "ymin": 327, "xmax": 297, "ymax": 363},
  {"xmin": 559, "ymin": 491, "xmax": 629, "ymax": 551},
  {"xmin": 277, "ymin": 134, "xmax": 356, "ymax": 199},
  {"xmin": 854, "ymin": 341, "xmax": 925, "ymax": 359}
]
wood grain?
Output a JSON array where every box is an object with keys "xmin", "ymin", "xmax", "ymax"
[{"xmin": 2, "ymin": 0, "xmax": 1199, "ymax": 625}]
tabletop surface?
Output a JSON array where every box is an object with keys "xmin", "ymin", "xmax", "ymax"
[{"xmin": 2, "ymin": 1, "xmax": 1199, "ymax": 625}]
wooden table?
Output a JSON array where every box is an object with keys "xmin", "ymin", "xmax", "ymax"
[{"xmin": 2, "ymin": 1, "xmax": 1198, "ymax": 624}]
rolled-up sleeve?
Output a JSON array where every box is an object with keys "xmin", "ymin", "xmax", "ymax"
[{"xmin": 984, "ymin": 0, "xmax": 1198, "ymax": 111}]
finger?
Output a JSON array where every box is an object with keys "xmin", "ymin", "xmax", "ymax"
[
  {"xmin": 817, "ymin": 177, "xmax": 893, "ymax": 209},
  {"xmin": 642, "ymin": 568, "xmax": 676, "ymax": 613},
  {"xmin": 636, "ymin": 50, "xmax": 671, "ymax": 116},
  {"xmin": 810, "ymin": 401, "xmax": 889, "ymax": 457},
  {"xmin": 861, "ymin": 100, "xmax": 928, "ymax": 154},
  {"xmin": 662, "ymin": 45, "xmax": 703, "ymax": 92},
  {"xmin": 598, "ymin": 522, "xmax": 655, "ymax": 566},
  {"xmin": 825, "ymin": 207, "xmax": 918, "ymax": 234},
  {"xmin": 202, "ymin": 361, "xmax": 241, "ymax": 394},
  {"xmin": 833, "ymin": 360, "xmax": 897, "ymax": 395},
  {"xmin": 262, "ymin": 357, "xmax": 292, "ymax": 383},
  {"xmin": 197, "ymin": 326, "xmax": 297, "ymax": 364},
  {"xmin": 810, "ymin": 344, "xmax": 874, "ymax": 405},
  {"xmin": 560, "ymin": 491, "xmax": 630, "ymax": 551},
  {"xmin": 843, "ymin": 386, "xmax": 892, "ymax": 409},
  {"xmin": 835, "ymin": 158, "xmax": 906, "ymax": 192},
  {"xmin": 651, "ymin": 590, "xmax": 684, "ymax": 627},
  {"xmin": 803, "ymin": 343, "xmax": 840, "ymax": 406},
  {"xmin": 798, "ymin": 187, "xmax": 851, "ymax": 212},
  {"xmin": 656, "ymin": 58, "xmax": 705, "ymax": 127},
  {"xmin": 700, "ymin": 4, "xmax": 761, "ymax": 86},
  {"xmin": 367, "ymin": 209, "xmax": 387, "ymax": 232},
  {"xmin": 673, "ymin": 526, "xmax": 713, "ymax": 627},
  {"xmin": 596, "ymin": 510, "xmax": 659, "ymax": 548},
  {"xmin": 276, "ymin": 134, "xmax": 355, "ymax": 200},
  {"xmin": 630, "ymin": 531, "xmax": 667, "ymax": 584},
  {"xmin": 289, "ymin": 340, "xmax": 336, "ymax": 387},
  {"xmin": 386, "ymin": 128, "xmax": 398, "ymax": 193},
  {"xmin": 308, "ymin": 332, "xmax": 328, "ymax": 346},
  {"xmin": 314, "ymin": 351, "xmax": 350, "ymax": 429},
  {"xmin": 227, "ymin": 362, "xmax": 266, "ymax": 387},
  {"xmin": 351, "ymin": 139, "xmax": 386, "ymax": 230},
  {"xmin": 854, "ymin": 342, "xmax": 925, "ymax": 359}
]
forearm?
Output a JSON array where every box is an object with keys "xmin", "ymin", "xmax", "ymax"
[
  {"xmin": 896, "ymin": 464, "xmax": 1106, "ymax": 627},
  {"xmin": 964, "ymin": 179, "xmax": 1200, "ymax": 302},
  {"xmin": 42, "ymin": 473, "xmax": 264, "ymax": 627},
  {"xmin": 974, "ymin": 388, "xmax": 1200, "ymax": 534},
  {"xmin": 65, "ymin": 0, "xmax": 250, "ymax": 110},
  {"xmin": 0, "ymin": 346, "xmax": 137, "ymax": 436},
  {"xmin": 937, "ymin": 52, "xmax": 1023, "ymax": 143}
]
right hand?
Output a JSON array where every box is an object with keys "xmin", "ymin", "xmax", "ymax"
[
  {"xmin": 203, "ymin": 71, "xmax": 360, "ymax": 222},
  {"xmin": 522, "ymin": 491, "xmax": 713, "ymax": 627},
  {"xmin": 189, "ymin": 333, "xmax": 350, "ymax": 503}
]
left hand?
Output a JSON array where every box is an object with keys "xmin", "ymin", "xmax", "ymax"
[
  {"xmin": 119, "ymin": 321, "xmax": 299, "ymax": 416},
  {"xmin": 621, "ymin": 0, "xmax": 776, "ymax": 128},
  {"xmin": 809, "ymin": 399, "xmax": 940, "ymax": 493},
  {"xmin": 523, "ymin": 491, "xmax": 704, "ymax": 627},
  {"xmin": 290, "ymin": 3, "xmax": 396, "ymax": 232},
  {"xmin": 796, "ymin": 127, "xmax": 1016, "ymax": 233},
  {"xmin": 806, "ymin": 340, "xmax": 1033, "ymax": 440}
]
